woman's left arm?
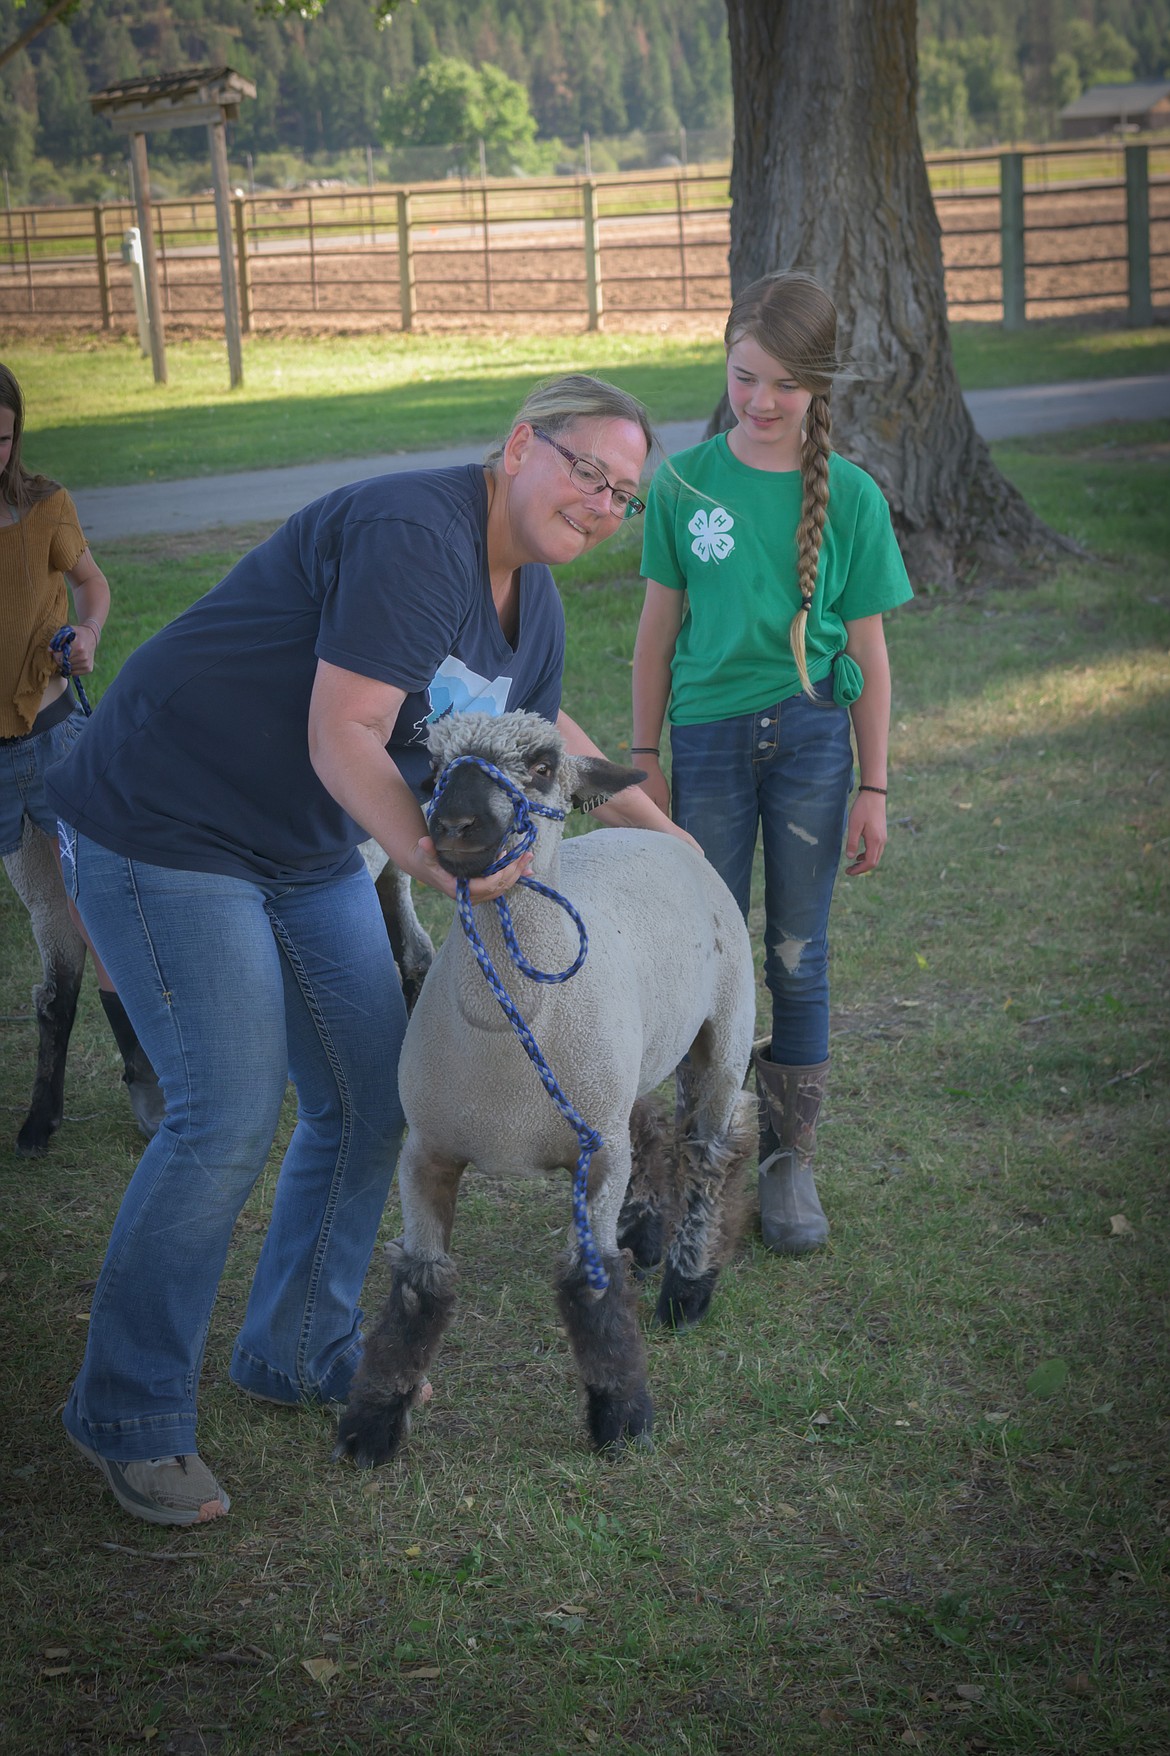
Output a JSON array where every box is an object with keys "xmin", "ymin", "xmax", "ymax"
[
  {"xmin": 61, "ymin": 549, "xmax": 111, "ymax": 675},
  {"xmin": 556, "ymin": 709, "xmax": 698, "ymax": 847},
  {"xmin": 842, "ymin": 613, "xmax": 892, "ymax": 876}
]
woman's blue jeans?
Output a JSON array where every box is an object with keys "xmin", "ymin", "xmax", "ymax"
[
  {"xmin": 669, "ymin": 681, "xmax": 853, "ymax": 1066},
  {"xmin": 59, "ymin": 829, "xmax": 407, "ymax": 1461}
]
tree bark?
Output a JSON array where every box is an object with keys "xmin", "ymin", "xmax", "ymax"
[{"xmin": 720, "ymin": 0, "xmax": 1070, "ymax": 589}]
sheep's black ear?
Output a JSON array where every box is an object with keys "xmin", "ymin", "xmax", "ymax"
[{"xmin": 568, "ymin": 755, "xmax": 647, "ymax": 813}]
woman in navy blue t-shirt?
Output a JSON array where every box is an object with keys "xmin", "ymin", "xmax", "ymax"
[{"xmin": 48, "ymin": 374, "xmax": 680, "ymax": 1528}]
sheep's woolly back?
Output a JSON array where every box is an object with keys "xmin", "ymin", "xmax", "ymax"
[{"xmin": 426, "ymin": 711, "xmax": 564, "ymax": 781}]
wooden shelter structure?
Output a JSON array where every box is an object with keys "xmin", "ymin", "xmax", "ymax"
[
  {"xmin": 1058, "ymin": 81, "xmax": 1170, "ymax": 141},
  {"xmin": 90, "ymin": 66, "xmax": 256, "ymax": 386}
]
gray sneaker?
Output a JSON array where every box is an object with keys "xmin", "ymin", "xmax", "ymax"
[{"xmin": 68, "ymin": 1435, "xmax": 230, "ymax": 1526}]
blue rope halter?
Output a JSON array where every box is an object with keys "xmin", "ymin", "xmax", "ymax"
[
  {"xmin": 427, "ymin": 753, "xmax": 609, "ymax": 1292},
  {"xmin": 49, "ymin": 626, "xmax": 93, "ymax": 718}
]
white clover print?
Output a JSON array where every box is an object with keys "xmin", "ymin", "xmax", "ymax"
[{"xmin": 688, "ymin": 505, "xmax": 735, "ymax": 564}]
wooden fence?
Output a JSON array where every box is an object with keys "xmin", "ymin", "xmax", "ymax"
[{"xmin": 1, "ymin": 142, "xmax": 1167, "ymax": 336}]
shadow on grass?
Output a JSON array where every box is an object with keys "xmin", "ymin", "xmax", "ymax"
[{"xmin": 27, "ymin": 354, "xmax": 726, "ymax": 488}]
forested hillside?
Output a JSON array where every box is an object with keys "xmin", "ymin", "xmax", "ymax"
[{"xmin": 1, "ymin": 0, "xmax": 1167, "ymax": 202}]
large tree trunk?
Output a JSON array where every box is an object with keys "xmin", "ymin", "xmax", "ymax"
[{"xmin": 721, "ymin": 0, "xmax": 1070, "ymax": 588}]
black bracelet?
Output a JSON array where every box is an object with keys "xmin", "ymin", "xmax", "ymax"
[
  {"xmin": 858, "ymin": 784, "xmax": 887, "ymax": 795},
  {"xmin": 630, "ymin": 747, "xmax": 660, "ymax": 756}
]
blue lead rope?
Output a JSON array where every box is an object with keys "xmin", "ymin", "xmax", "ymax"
[
  {"xmin": 49, "ymin": 626, "xmax": 93, "ymax": 718},
  {"xmin": 427, "ymin": 754, "xmax": 609, "ymax": 1292}
]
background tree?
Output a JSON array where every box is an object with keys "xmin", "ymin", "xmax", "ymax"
[
  {"xmin": 381, "ymin": 53, "xmax": 536, "ymax": 173},
  {"xmin": 721, "ymin": 0, "xmax": 1068, "ymax": 588}
]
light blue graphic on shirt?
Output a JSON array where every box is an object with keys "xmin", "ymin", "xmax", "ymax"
[{"xmin": 418, "ymin": 655, "xmax": 514, "ymax": 738}]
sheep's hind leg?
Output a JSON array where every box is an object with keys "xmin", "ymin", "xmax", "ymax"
[
  {"xmin": 5, "ymin": 826, "xmax": 86, "ymax": 1157},
  {"xmin": 617, "ymin": 1096, "xmax": 676, "ymax": 1273},
  {"xmin": 555, "ymin": 1250, "xmax": 654, "ymax": 1452},
  {"xmin": 656, "ymin": 1091, "xmax": 755, "ymax": 1332},
  {"xmin": 334, "ymin": 1244, "xmax": 457, "ymax": 1468}
]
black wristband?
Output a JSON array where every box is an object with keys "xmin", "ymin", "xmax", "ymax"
[
  {"xmin": 630, "ymin": 747, "xmax": 660, "ymax": 756},
  {"xmin": 858, "ymin": 784, "xmax": 887, "ymax": 795}
]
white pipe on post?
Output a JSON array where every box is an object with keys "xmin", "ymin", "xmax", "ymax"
[{"xmin": 120, "ymin": 226, "xmax": 150, "ymax": 356}]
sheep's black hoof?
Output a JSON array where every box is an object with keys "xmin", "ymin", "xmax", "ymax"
[
  {"xmin": 617, "ymin": 1210, "xmax": 665, "ymax": 1275},
  {"xmin": 15, "ymin": 1111, "xmax": 57, "ymax": 1156},
  {"xmin": 654, "ymin": 1265, "xmax": 718, "ymax": 1332},
  {"xmin": 585, "ymin": 1385, "xmax": 655, "ymax": 1453},
  {"xmin": 333, "ymin": 1394, "xmax": 413, "ymax": 1469}
]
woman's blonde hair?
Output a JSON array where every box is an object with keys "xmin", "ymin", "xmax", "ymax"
[
  {"xmin": 0, "ymin": 362, "xmax": 60, "ymax": 514},
  {"xmin": 725, "ymin": 272, "xmax": 839, "ymax": 696},
  {"xmin": 483, "ymin": 373, "xmax": 655, "ymax": 468}
]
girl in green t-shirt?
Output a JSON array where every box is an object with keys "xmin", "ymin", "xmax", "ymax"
[{"xmin": 632, "ymin": 271, "xmax": 912, "ymax": 1259}]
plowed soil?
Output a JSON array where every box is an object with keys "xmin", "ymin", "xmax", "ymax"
[{"xmin": 2, "ymin": 184, "xmax": 1164, "ymax": 336}]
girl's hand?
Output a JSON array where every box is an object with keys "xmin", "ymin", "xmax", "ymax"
[
  {"xmin": 844, "ymin": 792, "xmax": 887, "ymax": 875},
  {"xmin": 56, "ymin": 625, "xmax": 99, "ymax": 675},
  {"xmin": 634, "ymin": 754, "xmax": 671, "ymax": 816}
]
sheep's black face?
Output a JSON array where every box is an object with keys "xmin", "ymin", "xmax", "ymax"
[{"xmin": 427, "ymin": 746, "xmax": 562, "ymax": 879}]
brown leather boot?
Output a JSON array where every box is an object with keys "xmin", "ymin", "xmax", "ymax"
[{"xmin": 752, "ymin": 1046, "xmax": 830, "ymax": 1256}]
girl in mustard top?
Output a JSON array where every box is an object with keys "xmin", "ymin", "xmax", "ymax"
[
  {"xmin": 632, "ymin": 273, "xmax": 913, "ymax": 1259},
  {"xmin": 0, "ymin": 361, "xmax": 161, "ymax": 1141}
]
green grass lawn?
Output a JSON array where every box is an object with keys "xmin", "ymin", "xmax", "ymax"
[
  {"xmin": 3, "ymin": 318, "xmax": 1169, "ymax": 489},
  {"xmin": 1, "ymin": 417, "xmax": 1166, "ymax": 1754}
]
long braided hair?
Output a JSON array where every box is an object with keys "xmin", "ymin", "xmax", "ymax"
[{"xmin": 724, "ymin": 272, "xmax": 839, "ymax": 697}]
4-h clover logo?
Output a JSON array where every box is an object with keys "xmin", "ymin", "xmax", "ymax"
[{"xmin": 688, "ymin": 506, "xmax": 735, "ymax": 563}]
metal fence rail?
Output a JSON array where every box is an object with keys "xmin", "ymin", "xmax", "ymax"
[{"xmin": 1, "ymin": 147, "xmax": 1166, "ymax": 335}]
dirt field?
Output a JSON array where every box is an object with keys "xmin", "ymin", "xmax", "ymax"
[{"xmin": 1, "ymin": 184, "xmax": 1165, "ymax": 337}]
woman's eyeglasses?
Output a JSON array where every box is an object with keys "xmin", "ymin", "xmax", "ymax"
[{"xmin": 532, "ymin": 426, "xmax": 646, "ymax": 519}]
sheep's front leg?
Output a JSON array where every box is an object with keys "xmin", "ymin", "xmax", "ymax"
[
  {"xmin": 555, "ymin": 1249, "xmax": 654, "ymax": 1452},
  {"xmin": 334, "ymin": 1145, "xmax": 464, "ymax": 1469}
]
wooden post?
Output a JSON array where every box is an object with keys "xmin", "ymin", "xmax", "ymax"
[
  {"xmin": 20, "ymin": 209, "xmax": 33, "ymax": 312},
  {"xmin": 128, "ymin": 130, "xmax": 167, "ymax": 383},
  {"xmin": 583, "ymin": 179, "xmax": 603, "ymax": 331},
  {"xmin": 233, "ymin": 193, "xmax": 252, "ymax": 334},
  {"xmin": 397, "ymin": 189, "xmax": 415, "ymax": 331},
  {"xmin": 155, "ymin": 196, "xmax": 170, "ymax": 312},
  {"xmin": 999, "ymin": 151, "xmax": 1025, "ymax": 331},
  {"xmin": 1125, "ymin": 144, "xmax": 1152, "ymax": 327},
  {"xmin": 481, "ymin": 179, "xmax": 493, "ymax": 312},
  {"xmin": 93, "ymin": 204, "xmax": 111, "ymax": 330},
  {"xmin": 308, "ymin": 192, "xmax": 318, "ymax": 312},
  {"xmin": 674, "ymin": 173, "xmax": 688, "ymax": 309},
  {"xmin": 207, "ymin": 117, "xmax": 244, "ymax": 387}
]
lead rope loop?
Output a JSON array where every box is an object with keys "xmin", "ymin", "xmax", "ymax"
[{"xmin": 49, "ymin": 626, "xmax": 93, "ymax": 717}]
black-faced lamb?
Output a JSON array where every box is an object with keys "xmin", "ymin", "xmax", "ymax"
[{"xmin": 336, "ymin": 710, "xmax": 757, "ymax": 1468}]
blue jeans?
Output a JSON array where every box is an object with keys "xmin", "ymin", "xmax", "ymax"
[
  {"xmin": 0, "ymin": 700, "xmax": 85, "ymax": 855},
  {"xmin": 59, "ymin": 830, "xmax": 407, "ymax": 1460},
  {"xmin": 670, "ymin": 681, "xmax": 853, "ymax": 1066}
]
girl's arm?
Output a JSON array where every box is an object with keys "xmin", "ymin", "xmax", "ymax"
[
  {"xmin": 630, "ymin": 578, "xmax": 684, "ymax": 814},
  {"xmin": 843, "ymin": 612, "xmax": 892, "ymax": 876},
  {"xmin": 61, "ymin": 549, "xmax": 111, "ymax": 676},
  {"xmin": 308, "ymin": 658, "xmax": 531, "ymax": 902},
  {"xmin": 556, "ymin": 707, "xmax": 697, "ymax": 847}
]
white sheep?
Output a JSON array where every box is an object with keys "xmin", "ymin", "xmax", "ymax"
[{"xmin": 336, "ymin": 710, "xmax": 757, "ymax": 1466}]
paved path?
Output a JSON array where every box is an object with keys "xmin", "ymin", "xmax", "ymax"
[{"xmin": 72, "ymin": 372, "xmax": 1170, "ymax": 546}]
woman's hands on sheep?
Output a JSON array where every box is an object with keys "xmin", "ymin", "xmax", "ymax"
[{"xmin": 412, "ymin": 835, "xmax": 533, "ymax": 903}]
